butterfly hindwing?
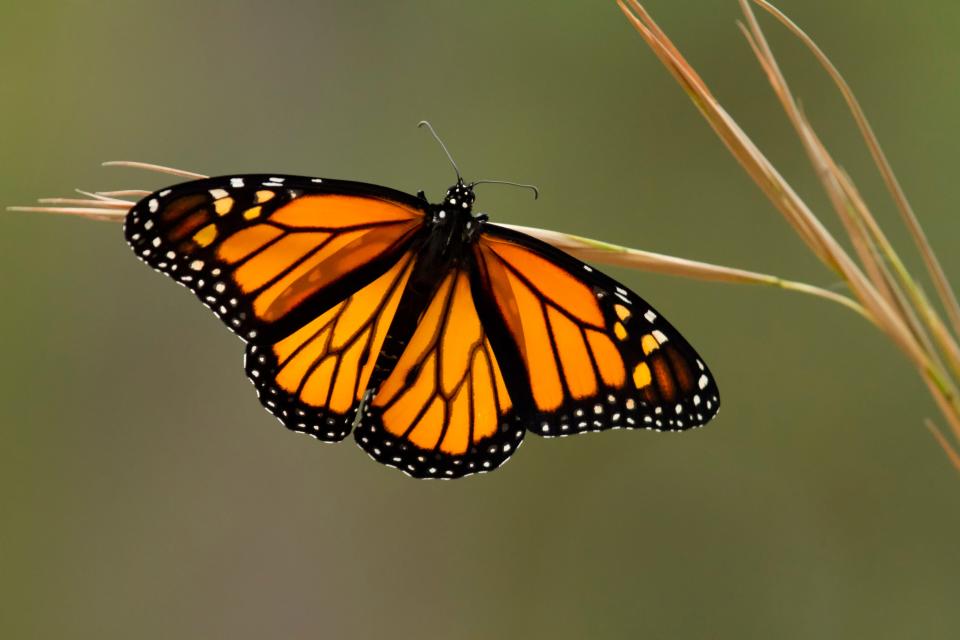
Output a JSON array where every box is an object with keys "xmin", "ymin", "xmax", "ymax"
[
  {"xmin": 124, "ymin": 175, "xmax": 426, "ymax": 342},
  {"xmin": 473, "ymin": 224, "xmax": 720, "ymax": 436},
  {"xmin": 353, "ymin": 267, "xmax": 525, "ymax": 478},
  {"xmin": 245, "ymin": 249, "xmax": 418, "ymax": 442}
]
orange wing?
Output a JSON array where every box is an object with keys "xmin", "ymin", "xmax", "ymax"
[
  {"xmin": 473, "ymin": 224, "xmax": 720, "ymax": 436},
  {"xmin": 125, "ymin": 175, "xmax": 429, "ymax": 441},
  {"xmin": 353, "ymin": 269, "xmax": 524, "ymax": 478},
  {"xmin": 246, "ymin": 249, "xmax": 417, "ymax": 441},
  {"xmin": 124, "ymin": 175, "xmax": 425, "ymax": 342}
]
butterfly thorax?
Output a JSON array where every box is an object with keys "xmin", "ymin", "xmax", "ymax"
[{"xmin": 423, "ymin": 181, "xmax": 484, "ymax": 262}]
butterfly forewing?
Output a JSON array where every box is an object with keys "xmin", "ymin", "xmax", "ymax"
[
  {"xmin": 474, "ymin": 224, "xmax": 720, "ymax": 437},
  {"xmin": 124, "ymin": 175, "xmax": 426, "ymax": 342}
]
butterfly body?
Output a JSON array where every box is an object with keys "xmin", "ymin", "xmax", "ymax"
[{"xmin": 125, "ymin": 172, "xmax": 719, "ymax": 478}]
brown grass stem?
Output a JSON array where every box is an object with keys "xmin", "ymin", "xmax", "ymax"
[{"xmin": 618, "ymin": 0, "xmax": 960, "ymax": 469}]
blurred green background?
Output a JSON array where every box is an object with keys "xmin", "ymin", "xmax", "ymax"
[{"xmin": 3, "ymin": 1, "xmax": 960, "ymax": 637}]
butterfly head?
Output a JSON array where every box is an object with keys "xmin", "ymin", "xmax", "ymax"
[{"xmin": 443, "ymin": 181, "xmax": 476, "ymax": 213}]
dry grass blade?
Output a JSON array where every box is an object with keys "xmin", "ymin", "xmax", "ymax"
[
  {"xmin": 36, "ymin": 197, "xmax": 132, "ymax": 208},
  {"xmin": 746, "ymin": 0, "xmax": 960, "ymax": 415},
  {"xmin": 616, "ymin": 0, "xmax": 840, "ymax": 272},
  {"xmin": 619, "ymin": 0, "xmax": 960, "ymax": 470},
  {"xmin": 831, "ymin": 153, "xmax": 960, "ymax": 384},
  {"xmin": 619, "ymin": 0, "xmax": 922, "ymax": 364},
  {"xmin": 7, "ymin": 163, "xmax": 210, "ymax": 223},
  {"xmin": 800, "ymin": 123, "xmax": 936, "ymax": 360},
  {"xmin": 737, "ymin": 22, "xmax": 895, "ymax": 308},
  {"xmin": 927, "ymin": 420, "xmax": 960, "ymax": 472},
  {"xmin": 734, "ymin": 0, "xmax": 960, "ymax": 410},
  {"xmin": 96, "ymin": 190, "xmax": 152, "ymax": 198},
  {"xmin": 505, "ymin": 223, "xmax": 870, "ymax": 319},
  {"xmin": 752, "ymin": 0, "xmax": 960, "ymax": 339},
  {"xmin": 101, "ymin": 160, "xmax": 208, "ymax": 180}
]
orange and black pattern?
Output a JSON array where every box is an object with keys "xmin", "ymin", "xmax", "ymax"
[
  {"xmin": 125, "ymin": 174, "xmax": 719, "ymax": 478},
  {"xmin": 474, "ymin": 225, "xmax": 720, "ymax": 437},
  {"xmin": 124, "ymin": 176, "xmax": 424, "ymax": 343},
  {"xmin": 354, "ymin": 268, "xmax": 525, "ymax": 477},
  {"xmin": 246, "ymin": 250, "xmax": 416, "ymax": 441}
]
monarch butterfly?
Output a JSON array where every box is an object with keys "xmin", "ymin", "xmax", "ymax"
[{"xmin": 123, "ymin": 124, "xmax": 720, "ymax": 478}]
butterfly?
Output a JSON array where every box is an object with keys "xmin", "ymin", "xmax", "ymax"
[{"xmin": 123, "ymin": 127, "xmax": 720, "ymax": 478}]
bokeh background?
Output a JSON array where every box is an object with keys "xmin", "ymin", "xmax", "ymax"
[{"xmin": 3, "ymin": 1, "xmax": 960, "ymax": 637}]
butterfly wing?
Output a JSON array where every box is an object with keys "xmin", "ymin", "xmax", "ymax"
[
  {"xmin": 473, "ymin": 223, "xmax": 720, "ymax": 436},
  {"xmin": 353, "ymin": 267, "xmax": 524, "ymax": 478},
  {"xmin": 246, "ymin": 248, "xmax": 418, "ymax": 441},
  {"xmin": 124, "ymin": 175, "xmax": 425, "ymax": 342},
  {"xmin": 125, "ymin": 175, "xmax": 428, "ymax": 441}
]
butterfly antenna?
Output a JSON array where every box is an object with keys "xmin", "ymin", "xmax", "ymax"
[
  {"xmin": 417, "ymin": 120, "xmax": 462, "ymax": 182},
  {"xmin": 470, "ymin": 179, "xmax": 540, "ymax": 200}
]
